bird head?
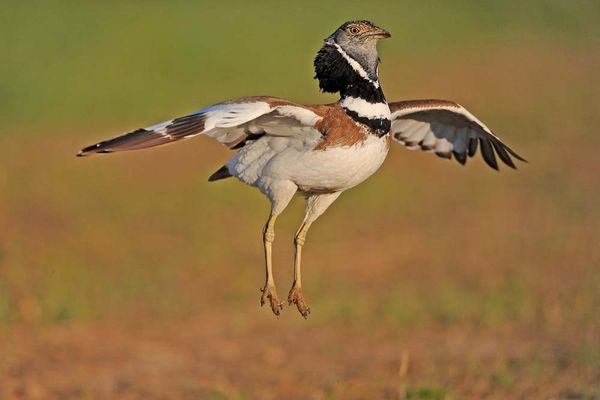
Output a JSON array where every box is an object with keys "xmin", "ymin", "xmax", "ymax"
[{"xmin": 314, "ymin": 20, "xmax": 391, "ymax": 94}]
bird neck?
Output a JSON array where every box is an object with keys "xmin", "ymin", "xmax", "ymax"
[
  {"xmin": 339, "ymin": 82, "xmax": 390, "ymax": 137},
  {"xmin": 314, "ymin": 43, "xmax": 391, "ymax": 136}
]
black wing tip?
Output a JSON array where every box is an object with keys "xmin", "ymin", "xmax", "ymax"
[
  {"xmin": 479, "ymin": 138, "xmax": 499, "ymax": 171},
  {"xmin": 453, "ymin": 151, "xmax": 467, "ymax": 166},
  {"xmin": 486, "ymin": 141, "xmax": 528, "ymax": 171},
  {"xmin": 77, "ymin": 142, "xmax": 111, "ymax": 157},
  {"xmin": 77, "ymin": 145, "xmax": 98, "ymax": 157},
  {"xmin": 76, "ymin": 127, "xmax": 155, "ymax": 157},
  {"xmin": 481, "ymin": 137, "xmax": 530, "ymax": 171},
  {"xmin": 509, "ymin": 150, "xmax": 528, "ymax": 163},
  {"xmin": 497, "ymin": 143, "xmax": 528, "ymax": 169}
]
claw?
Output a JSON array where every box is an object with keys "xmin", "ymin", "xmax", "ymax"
[
  {"xmin": 261, "ymin": 286, "xmax": 284, "ymax": 316},
  {"xmin": 288, "ymin": 285, "xmax": 311, "ymax": 319}
]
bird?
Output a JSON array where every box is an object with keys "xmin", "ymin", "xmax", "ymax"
[{"xmin": 78, "ymin": 20, "xmax": 525, "ymax": 319}]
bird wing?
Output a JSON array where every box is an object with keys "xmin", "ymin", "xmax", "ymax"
[
  {"xmin": 389, "ymin": 99, "xmax": 526, "ymax": 170},
  {"xmin": 78, "ymin": 97, "xmax": 323, "ymax": 156}
]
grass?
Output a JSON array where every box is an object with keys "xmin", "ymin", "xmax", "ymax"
[
  {"xmin": 1, "ymin": 1, "xmax": 598, "ymax": 131},
  {"xmin": 0, "ymin": 1, "xmax": 599, "ymax": 398},
  {"xmin": 406, "ymin": 386, "xmax": 447, "ymax": 400}
]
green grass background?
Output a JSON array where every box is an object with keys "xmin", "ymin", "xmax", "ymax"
[
  {"xmin": 0, "ymin": 0, "xmax": 599, "ymax": 330},
  {"xmin": 1, "ymin": 0, "xmax": 598, "ymax": 131}
]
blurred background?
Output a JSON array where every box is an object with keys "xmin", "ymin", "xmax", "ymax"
[{"xmin": 0, "ymin": 1, "xmax": 598, "ymax": 398}]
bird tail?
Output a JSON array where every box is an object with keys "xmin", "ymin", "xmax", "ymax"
[
  {"xmin": 77, "ymin": 113, "xmax": 207, "ymax": 157},
  {"xmin": 208, "ymin": 165, "xmax": 232, "ymax": 181}
]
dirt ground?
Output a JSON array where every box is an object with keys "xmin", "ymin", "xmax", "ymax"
[{"xmin": 1, "ymin": 310, "xmax": 597, "ymax": 400}]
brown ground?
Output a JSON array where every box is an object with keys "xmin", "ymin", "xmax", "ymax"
[{"xmin": 1, "ymin": 312, "xmax": 598, "ymax": 399}]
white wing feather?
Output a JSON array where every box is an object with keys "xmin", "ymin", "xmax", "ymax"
[
  {"xmin": 389, "ymin": 100, "xmax": 526, "ymax": 169},
  {"xmin": 79, "ymin": 98, "xmax": 322, "ymax": 156}
]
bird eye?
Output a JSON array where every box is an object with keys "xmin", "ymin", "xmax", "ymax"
[{"xmin": 349, "ymin": 26, "xmax": 360, "ymax": 34}]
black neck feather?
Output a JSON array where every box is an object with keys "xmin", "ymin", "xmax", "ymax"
[
  {"xmin": 343, "ymin": 109, "xmax": 391, "ymax": 137},
  {"xmin": 314, "ymin": 44, "xmax": 386, "ymax": 104}
]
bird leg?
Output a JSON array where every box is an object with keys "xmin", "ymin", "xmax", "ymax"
[
  {"xmin": 287, "ymin": 192, "xmax": 342, "ymax": 318},
  {"xmin": 288, "ymin": 221, "xmax": 312, "ymax": 318},
  {"xmin": 260, "ymin": 214, "xmax": 283, "ymax": 316}
]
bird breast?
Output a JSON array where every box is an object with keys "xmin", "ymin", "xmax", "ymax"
[
  {"xmin": 229, "ymin": 132, "xmax": 390, "ymax": 193},
  {"xmin": 294, "ymin": 133, "xmax": 391, "ymax": 192}
]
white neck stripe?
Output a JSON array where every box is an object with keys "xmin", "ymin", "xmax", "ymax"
[
  {"xmin": 341, "ymin": 96, "xmax": 390, "ymax": 119},
  {"xmin": 333, "ymin": 44, "xmax": 380, "ymax": 89}
]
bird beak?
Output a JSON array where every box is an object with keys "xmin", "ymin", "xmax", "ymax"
[{"xmin": 369, "ymin": 27, "xmax": 391, "ymax": 39}]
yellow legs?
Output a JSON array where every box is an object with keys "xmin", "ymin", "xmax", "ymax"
[
  {"xmin": 260, "ymin": 214, "xmax": 284, "ymax": 316},
  {"xmin": 288, "ymin": 221, "xmax": 312, "ymax": 318},
  {"xmin": 260, "ymin": 190, "xmax": 341, "ymax": 318},
  {"xmin": 287, "ymin": 192, "xmax": 341, "ymax": 318}
]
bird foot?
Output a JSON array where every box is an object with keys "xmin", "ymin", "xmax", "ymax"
[
  {"xmin": 260, "ymin": 285, "xmax": 284, "ymax": 317},
  {"xmin": 288, "ymin": 285, "xmax": 311, "ymax": 319}
]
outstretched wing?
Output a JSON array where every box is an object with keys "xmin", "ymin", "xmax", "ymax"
[
  {"xmin": 78, "ymin": 97, "xmax": 322, "ymax": 156},
  {"xmin": 389, "ymin": 99, "xmax": 526, "ymax": 170}
]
